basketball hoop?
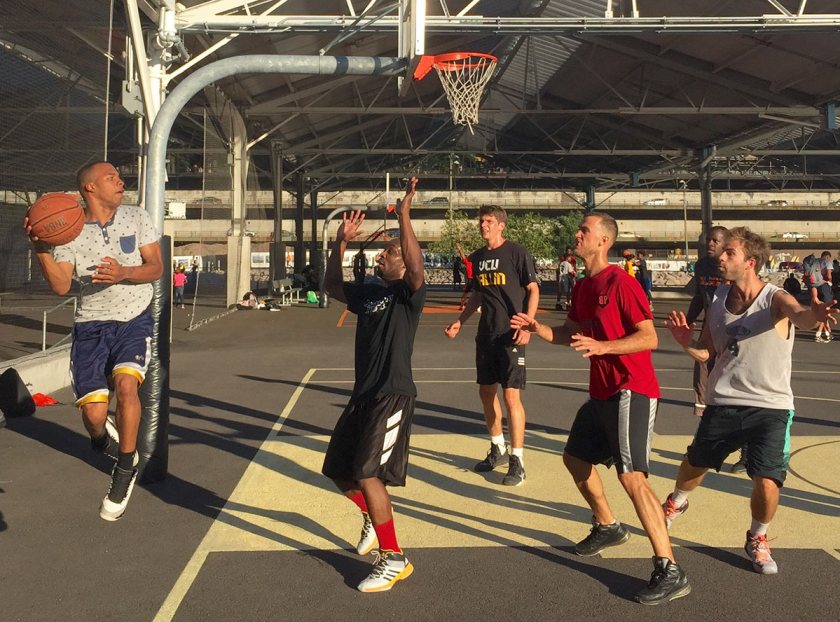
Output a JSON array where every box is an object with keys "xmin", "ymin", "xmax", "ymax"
[{"xmin": 413, "ymin": 52, "xmax": 497, "ymax": 133}]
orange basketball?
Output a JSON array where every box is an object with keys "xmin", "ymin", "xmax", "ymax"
[{"xmin": 27, "ymin": 193, "xmax": 85, "ymax": 246}]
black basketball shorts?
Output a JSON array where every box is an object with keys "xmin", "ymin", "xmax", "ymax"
[
  {"xmin": 564, "ymin": 389, "xmax": 658, "ymax": 474},
  {"xmin": 322, "ymin": 393, "xmax": 416, "ymax": 486},
  {"xmin": 687, "ymin": 405, "xmax": 794, "ymax": 486},
  {"xmin": 475, "ymin": 333, "xmax": 526, "ymax": 389}
]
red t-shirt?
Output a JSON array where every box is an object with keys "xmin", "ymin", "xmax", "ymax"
[
  {"xmin": 464, "ymin": 258, "xmax": 474, "ymax": 280},
  {"xmin": 568, "ymin": 264, "xmax": 660, "ymax": 400}
]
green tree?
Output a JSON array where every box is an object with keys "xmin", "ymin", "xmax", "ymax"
[
  {"xmin": 505, "ymin": 211, "xmax": 582, "ymax": 263},
  {"xmin": 428, "ymin": 210, "xmax": 483, "ymax": 257},
  {"xmin": 429, "ymin": 209, "xmax": 582, "ymax": 265}
]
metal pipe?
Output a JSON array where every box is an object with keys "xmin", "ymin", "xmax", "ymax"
[{"xmin": 146, "ymin": 55, "xmax": 404, "ymax": 231}]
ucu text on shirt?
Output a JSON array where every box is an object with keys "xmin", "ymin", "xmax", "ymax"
[{"xmin": 477, "ymin": 259, "xmax": 506, "ymax": 286}]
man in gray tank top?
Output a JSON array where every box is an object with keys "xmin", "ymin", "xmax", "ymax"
[{"xmin": 661, "ymin": 227, "xmax": 837, "ymax": 577}]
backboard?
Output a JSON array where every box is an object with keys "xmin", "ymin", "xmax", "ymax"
[{"xmin": 398, "ymin": 0, "xmax": 426, "ymax": 96}]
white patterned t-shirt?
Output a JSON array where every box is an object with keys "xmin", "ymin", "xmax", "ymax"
[{"xmin": 53, "ymin": 204, "xmax": 159, "ymax": 322}]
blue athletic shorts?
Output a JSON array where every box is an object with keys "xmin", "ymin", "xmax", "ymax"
[{"xmin": 70, "ymin": 310, "xmax": 153, "ymax": 407}]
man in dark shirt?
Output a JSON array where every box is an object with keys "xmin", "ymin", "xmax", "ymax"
[
  {"xmin": 686, "ymin": 226, "xmax": 728, "ymax": 418},
  {"xmin": 635, "ymin": 250, "xmax": 653, "ymax": 310},
  {"xmin": 322, "ymin": 177, "xmax": 425, "ymax": 593},
  {"xmin": 444, "ymin": 206, "xmax": 539, "ymax": 486}
]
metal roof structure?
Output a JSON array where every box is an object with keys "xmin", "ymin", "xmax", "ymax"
[{"xmin": 2, "ymin": 0, "xmax": 840, "ymax": 194}]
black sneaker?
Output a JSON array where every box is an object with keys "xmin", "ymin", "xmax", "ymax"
[
  {"xmin": 635, "ymin": 556, "xmax": 691, "ymax": 605},
  {"xmin": 475, "ymin": 443, "xmax": 508, "ymax": 472},
  {"xmin": 92, "ymin": 417, "xmax": 120, "ymax": 462},
  {"xmin": 99, "ymin": 464, "xmax": 138, "ymax": 521},
  {"xmin": 574, "ymin": 519, "xmax": 630, "ymax": 556},
  {"xmin": 502, "ymin": 454, "xmax": 525, "ymax": 486},
  {"xmin": 730, "ymin": 446, "xmax": 748, "ymax": 474}
]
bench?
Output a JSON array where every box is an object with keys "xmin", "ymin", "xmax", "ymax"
[{"xmin": 271, "ymin": 278, "xmax": 303, "ymax": 306}]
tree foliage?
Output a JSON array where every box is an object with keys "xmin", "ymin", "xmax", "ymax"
[{"xmin": 430, "ymin": 209, "xmax": 583, "ymax": 264}]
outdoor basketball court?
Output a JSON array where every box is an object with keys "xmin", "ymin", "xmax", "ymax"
[{"xmin": 1, "ymin": 293, "xmax": 839, "ymax": 620}]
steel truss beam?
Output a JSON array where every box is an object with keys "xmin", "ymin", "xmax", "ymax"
[{"xmin": 173, "ymin": 14, "xmax": 840, "ymax": 35}]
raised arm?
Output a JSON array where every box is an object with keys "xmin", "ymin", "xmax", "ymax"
[
  {"xmin": 396, "ymin": 177, "xmax": 424, "ymax": 292},
  {"xmin": 325, "ymin": 210, "xmax": 365, "ymax": 304},
  {"xmin": 772, "ymin": 288, "xmax": 838, "ymax": 330}
]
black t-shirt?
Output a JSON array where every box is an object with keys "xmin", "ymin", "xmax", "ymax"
[
  {"xmin": 694, "ymin": 256, "xmax": 724, "ymax": 311},
  {"xmin": 469, "ymin": 241, "xmax": 537, "ymax": 336},
  {"xmin": 635, "ymin": 258, "xmax": 649, "ymax": 281},
  {"xmin": 344, "ymin": 278, "xmax": 426, "ymax": 400}
]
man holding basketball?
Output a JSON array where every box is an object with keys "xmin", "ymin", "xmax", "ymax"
[
  {"xmin": 322, "ymin": 177, "xmax": 425, "ymax": 592},
  {"xmin": 25, "ymin": 161, "xmax": 162, "ymax": 521}
]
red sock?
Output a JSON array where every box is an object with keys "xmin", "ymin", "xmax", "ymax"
[
  {"xmin": 348, "ymin": 491, "xmax": 368, "ymax": 514},
  {"xmin": 373, "ymin": 518, "xmax": 401, "ymax": 554}
]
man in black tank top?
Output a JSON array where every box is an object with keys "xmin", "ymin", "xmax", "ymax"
[{"xmin": 322, "ymin": 178, "xmax": 426, "ymax": 593}]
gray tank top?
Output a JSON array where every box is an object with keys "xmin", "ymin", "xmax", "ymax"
[{"xmin": 706, "ymin": 283, "xmax": 794, "ymax": 410}]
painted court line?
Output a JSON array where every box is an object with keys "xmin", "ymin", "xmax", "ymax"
[
  {"xmin": 156, "ymin": 368, "xmax": 839, "ymax": 618},
  {"xmin": 153, "ymin": 368, "xmax": 316, "ymax": 622}
]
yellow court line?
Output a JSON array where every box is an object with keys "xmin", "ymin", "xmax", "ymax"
[{"xmin": 153, "ymin": 368, "xmax": 317, "ymax": 622}]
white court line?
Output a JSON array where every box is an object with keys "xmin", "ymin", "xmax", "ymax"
[{"xmin": 153, "ymin": 368, "xmax": 316, "ymax": 622}]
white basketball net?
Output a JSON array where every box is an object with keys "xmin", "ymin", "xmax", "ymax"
[{"xmin": 434, "ymin": 55, "xmax": 497, "ymax": 134}]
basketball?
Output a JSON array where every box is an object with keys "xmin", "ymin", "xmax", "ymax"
[{"xmin": 27, "ymin": 193, "xmax": 85, "ymax": 246}]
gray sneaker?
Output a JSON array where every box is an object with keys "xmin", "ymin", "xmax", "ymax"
[
  {"xmin": 575, "ymin": 519, "xmax": 630, "ymax": 556},
  {"xmin": 502, "ymin": 454, "xmax": 525, "ymax": 486},
  {"xmin": 475, "ymin": 443, "xmax": 508, "ymax": 472}
]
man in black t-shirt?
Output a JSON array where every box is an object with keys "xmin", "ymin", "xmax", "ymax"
[
  {"xmin": 444, "ymin": 205, "xmax": 539, "ymax": 486},
  {"xmin": 322, "ymin": 177, "xmax": 425, "ymax": 593},
  {"xmin": 635, "ymin": 250, "xmax": 653, "ymax": 310},
  {"xmin": 686, "ymin": 226, "xmax": 728, "ymax": 419}
]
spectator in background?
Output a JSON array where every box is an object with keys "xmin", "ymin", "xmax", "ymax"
[
  {"xmin": 622, "ymin": 250, "xmax": 636, "ymax": 278},
  {"xmin": 452, "ymin": 253, "xmax": 463, "ymax": 291},
  {"xmin": 456, "ymin": 243, "xmax": 474, "ymax": 309},
  {"xmin": 782, "ymin": 271, "xmax": 802, "ymax": 298},
  {"xmin": 173, "ymin": 266, "xmax": 187, "ymax": 309},
  {"xmin": 556, "ymin": 253, "xmax": 575, "ymax": 311},
  {"xmin": 635, "ymin": 250, "xmax": 653, "ymax": 311}
]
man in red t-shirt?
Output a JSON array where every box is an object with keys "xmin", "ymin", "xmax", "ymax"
[{"xmin": 511, "ymin": 212, "xmax": 689, "ymax": 606}]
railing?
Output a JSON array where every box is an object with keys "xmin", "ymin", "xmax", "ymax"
[{"xmin": 43, "ymin": 297, "xmax": 77, "ymax": 351}]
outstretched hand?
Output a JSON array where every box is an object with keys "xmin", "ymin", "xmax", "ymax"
[
  {"xmin": 337, "ymin": 209, "xmax": 365, "ymax": 243},
  {"xmin": 811, "ymin": 298, "xmax": 839, "ymax": 327},
  {"xmin": 510, "ymin": 312, "xmax": 537, "ymax": 333},
  {"xmin": 664, "ymin": 310, "xmax": 696, "ymax": 347},
  {"xmin": 396, "ymin": 176, "xmax": 418, "ymax": 219}
]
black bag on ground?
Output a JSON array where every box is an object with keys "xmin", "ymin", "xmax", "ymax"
[{"xmin": 0, "ymin": 368, "xmax": 36, "ymax": 418}]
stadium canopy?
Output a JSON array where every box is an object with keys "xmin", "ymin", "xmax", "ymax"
[{"xmin": 2, "ymin": 0, "xmax": 840, "ymax": 193}]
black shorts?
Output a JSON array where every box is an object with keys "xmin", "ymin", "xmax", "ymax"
[
  {"xmin": 564, "ymin": 390, "xmax": 658, "ymax": 474},
  {"xmin": 322, "ymin": 393, "xmax": 415, "ymax": 486},
  {"xmin": 687, "ymin": 405, "xmax": 794, "ymax": 486},
  {"xmin": 476, "ymin": 333, "xmax": 526, "ymax": 389}
]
